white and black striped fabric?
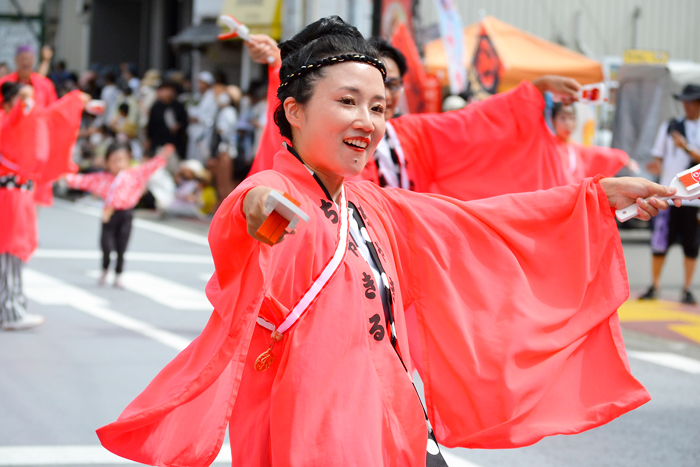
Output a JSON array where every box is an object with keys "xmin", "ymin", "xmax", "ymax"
[
  {"xmin": 0, "ymin": 253, "xmax": 28, "ymax": 325},
  {"xmin": 348, "ymin": 203, "xmax": 448, "ymax": 467},
  {"xmin": 0, "ymin": 174, "xmax": 34, "ymax": 191}
]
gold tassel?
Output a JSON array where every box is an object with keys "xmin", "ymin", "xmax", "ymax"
[{"xmin": 255, "ymin": 330, "xmax": 283, "ymax": 372}]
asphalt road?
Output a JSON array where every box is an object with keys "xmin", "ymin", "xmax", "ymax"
[{"xmin": 1, "ymin": 199, "xmax": 699, "ymax": 467}]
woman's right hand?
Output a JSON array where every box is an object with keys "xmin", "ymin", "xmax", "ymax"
[
  {"xmin": 245, "ymin": 34, "xmax": 281, "ymax": 67},
  {"xmin": 243, "ymin": 186, "xmax": 294, "ymax": 244}
]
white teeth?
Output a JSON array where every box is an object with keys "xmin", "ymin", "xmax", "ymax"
[{"xmin": 345, "ymin": 138, "xmax": 368, "ymax": 149}]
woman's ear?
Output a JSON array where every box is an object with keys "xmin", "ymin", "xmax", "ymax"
[{"xmin": 283, "ymin": 97, "xmax": 304, "ymax": 130}]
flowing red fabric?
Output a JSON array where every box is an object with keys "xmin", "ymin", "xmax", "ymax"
[
  {"xmin": 553, "ymin": 138, "xmax": 629, "ymax": 184},
  {"xmin": 249, "ymin": 75, "xmax": 588, "ymax": 200},
  {"xmin": 0, "ymin": 91, "xmax": 83, "ymax": 262},
  {"xmin": 0, "ymin": 72, "xmax": 60, "ymax": 205},
  {"xmin": 0, "ymin": 72, "xmax": 58, "ymax": 109},
  {"xmin": 97, "ymin": 149, "xmax": 648, "ymax": 466},
  {"xmin": 249, "ymin": 63, "xmax": 287, "ymax": 175}
]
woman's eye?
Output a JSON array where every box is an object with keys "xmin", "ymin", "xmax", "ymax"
[
  {"xmin": 372, "ymin": 105, "xmax": 385, "ymax": 114},
  {"xmin": 340, "ymin": 97, "xmax": 355, "ymax": 105}
]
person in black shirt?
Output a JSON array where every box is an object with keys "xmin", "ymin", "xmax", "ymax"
[{"xmin": 147, "ymin": 80, "xmax": 188, "ymax": 158}]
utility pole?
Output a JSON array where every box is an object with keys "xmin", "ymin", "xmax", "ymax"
[{"xmin": 372, "ymin": 0, "xmax": 382, "ymax": 37}]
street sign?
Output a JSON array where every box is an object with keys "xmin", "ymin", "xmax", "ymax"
[{"xmin": 623, "ymin": 49, "xmax": 669, "ymax": 65}]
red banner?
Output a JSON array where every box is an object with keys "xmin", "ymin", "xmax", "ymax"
[{"xmin": 391, "ymin": 23, "xmax": 440, "ymax": 114}]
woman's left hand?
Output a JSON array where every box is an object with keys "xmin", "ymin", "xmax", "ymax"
[{"xmin": 599, "ymin": 177, "xmax": 681, "ymax": 221}]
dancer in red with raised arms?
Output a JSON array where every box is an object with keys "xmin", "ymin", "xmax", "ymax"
[
  {"xmin": 0, "ymin": 82, "xmax": 87, "ymax": 330},
  {"xmin": 98, "ymin": 17, "xmax": 677, "ymax": 467}
]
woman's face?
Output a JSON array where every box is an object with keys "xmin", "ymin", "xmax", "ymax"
[
  {"xmin": 553, "ymin": 106, "xmax": 577, "ymax": 141},
  {"xmin": 106, "ymin": 149, "xmax": 131, "ymax": 175},
  {"xmin": 289, "ymin": 62, "xmax": 387, "ymax": 178}
]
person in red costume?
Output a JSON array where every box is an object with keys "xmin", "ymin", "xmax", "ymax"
[
  {"xmin": 246, "ymin": 34, "xmax": 625, "ymax": 200},
  {"xmin": 64, "ymin": 143, "xmax": 174, "ymax": 288},
  {"xmin": 0, "ymin": 82, "xmax": 88, "ymax": 331},
  {"xmin": 551, "ymin": 102, "xmax": 639, "ymax": 184},
  {"xmin": 0, "ymin": 45, "xmax": 60, "ymax": 206},
  {"xmin": 97, "ymin": 17, "xmax": 680, "ymax": 467}
]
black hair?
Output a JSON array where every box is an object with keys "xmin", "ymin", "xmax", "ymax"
[
  {"xmin": 274, "ymin": 16, "xmax": 380, "ymax": 142},
  {"xmin": 1, "ymin": 81, "xmax": 20, "ymax": 102},
  {"xmin": 551, "ymin": 102, "xmax": 575, "ymax": 120},
  {"xmin": 214, "ymin": 70, "xmax": 227, "ymax": 85},
  {"xmin": 105, "ymin": 142, "xmax": 132, "ymax": 161},
  {"xmin": 118, "ymin": 102, "xmax": 129, "ymax": 114},
  {"xmin": 368, "ymin": 37, "xmax": 407, "ymax": 77},
  {"xmin": 157, "ymin": 79, "xmax": 179, "ymax": 92}
]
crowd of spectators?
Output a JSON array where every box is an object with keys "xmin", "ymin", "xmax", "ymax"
[{"xmin": 0, "ymin": 46, "xmax": 269, "ymax": 219}]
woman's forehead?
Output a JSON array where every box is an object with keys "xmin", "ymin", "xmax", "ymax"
[{"xmin": 320, "ymin": 62, "xmax": 385, "ymax": 93}]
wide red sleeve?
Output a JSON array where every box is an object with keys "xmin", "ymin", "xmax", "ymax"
[
  {"xmin": 35, "ymin": 90, "xmax": 84, "ymax": 184},
  {"xmin": 248, "ymin": 63, "xmax": 288, "ymax": 175},
  {"xmin": 575, "ymin": 143, "xmax": 629, "ymax": 178},
  {"xmin": 390, "ymin": 81, "xmax": 569, "ymax": 200},
  {"xmin": 63, "ymin": 172, "xmax": 111, "ymax": 196},
  {"xmin": 362, "ymin": 177, "xmax": 649, "ymax": 448},
  {"xmin": 0, "ymin": 103, "xmax": 46, "ymax": 178},
  {"xmin": 96, "ymin": 171, "xmax": 299, "ymax": 466}
]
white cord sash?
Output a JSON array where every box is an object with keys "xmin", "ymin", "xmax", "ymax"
[{"xmin": 254, "ymin": 186, "xmax": 349, "ymax": 371}]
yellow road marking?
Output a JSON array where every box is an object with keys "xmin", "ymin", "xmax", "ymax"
[{"xmin": 618, "ymin": 300, "xmax": 700, "ymax": 345}]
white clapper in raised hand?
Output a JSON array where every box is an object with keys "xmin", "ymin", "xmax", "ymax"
[{"xmin": 616, "ymin": 163, "xmax": 700, "ymax": 222}]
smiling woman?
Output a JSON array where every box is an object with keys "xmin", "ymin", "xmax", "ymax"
[{"xmin": 98, "ymin": 16, "xmax": 680, "ymax": 467}]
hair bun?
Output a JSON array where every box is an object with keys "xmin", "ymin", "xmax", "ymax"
[{"xmin": 279, "ymin": 16, "xmax": 363, "ymax": 61}]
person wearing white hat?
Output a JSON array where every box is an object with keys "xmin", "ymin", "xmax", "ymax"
[
  {"xmin": 187, "ymin": 71, "xmax": 218, "ymax": 161},
  {"xmin": 641, "ymin": 84, "xmax": 700, "ymax": 304}
]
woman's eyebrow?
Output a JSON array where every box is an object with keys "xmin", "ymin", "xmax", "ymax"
[{"xmin": 337, "ymin": 86, "xmax": 386, "ymax": 102}]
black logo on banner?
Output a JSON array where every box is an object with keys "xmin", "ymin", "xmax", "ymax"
[
  {"xmin": 389, "ymin": 277, "xmax": 396, "ymax": 301},
  {"xmin": 319, "ymin": 199, "xmax": 338, "ymax": 224},
  {"xmin": 362, "ymin": 272, "xmax": 377, "ymax": 299},
  {"xmin": 369, "ymin": 314, "xmax": 385, "ymax": 341}
]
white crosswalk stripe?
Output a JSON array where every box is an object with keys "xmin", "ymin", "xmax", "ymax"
[
  {"xmin": 23, "ymin": 269, "xmax": 191, "ymax": 351},
  {"xmin": 86, "ymin": 270, "xmax": 212, "ymax": 311}
]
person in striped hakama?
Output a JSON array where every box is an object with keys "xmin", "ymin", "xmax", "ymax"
[{"xmin": 0, "ymin": 82, "xmax": 86, "ymax": 330}]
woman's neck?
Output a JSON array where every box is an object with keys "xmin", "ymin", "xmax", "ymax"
[
  {"xmin": 311, "ymin": 169, "xmax": 344, "ymax": 204},
  {"xmin": 288, "ymin": 144, "xmax": 344, "ymax": 204}
]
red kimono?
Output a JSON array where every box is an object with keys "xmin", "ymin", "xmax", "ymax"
[
  {"xmin": 554, "ymin": 138, "xmax": 629, "ymax": 184},
  {"xmin": 0, "ymin": 91, "xmax": 83, "ymax": 262},
  {"xmin": 97, "ymin": 148, "xmax": 649, "ymax": 467},
  {"xmin": 249, "ymin": 66, "xmax": 611, "ymax": 200},
  {"xmin": 0, "ymin": 71, "xmax": 61, "ymax": 206}
]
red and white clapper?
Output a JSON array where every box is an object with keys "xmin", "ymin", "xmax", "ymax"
[
  {"xmin": 255, "ymin": 191, "xmax": 310, "ymax": 245},
  {"xmin": 218, "ymin": 14, "xmax": 251, "ymax": 41},
  {"xmin": 578, "ymin": 83, "xmax": 606, "ymax": 105},
  {"xmin": 616, "ymin": 163, "xmax": 700, "ymax": 222},
  {"xmin": 218, "ymin": 14, "xmax": 276, "ymax": 64}
]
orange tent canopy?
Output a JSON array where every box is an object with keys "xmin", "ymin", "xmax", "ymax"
[{"xmin": 425, "ymin": 16, "xmax": 603, "ymax": 92}]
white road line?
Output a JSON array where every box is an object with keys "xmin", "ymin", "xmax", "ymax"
[
  {"xmin": 0, "ymin": 445, "xmax": 232, "ymax": 465},
  {"xmin": 86, "ymin": 270, "xmax": 212, "ymax": 311},
  {"xmin": 442, "ymin": 451, "xmax": 486, "ymax": 467},
  {"xmin": 55, "ymin": 200, "xmax": 209, "ymax": 246},
  {"xmin": 628, "ymin": 350, "xmax": 700, "ymax": 374},
  {"xmin": 23, "ymin": 269, "xmax": 191, "ymax": 351},
  {"xmin": 33, "ymin": 249, "xmax": 213, "ymax": 264},
  {"xmin": 0, "ymin": 446, "xmax": 483, "ymax": 467}
]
